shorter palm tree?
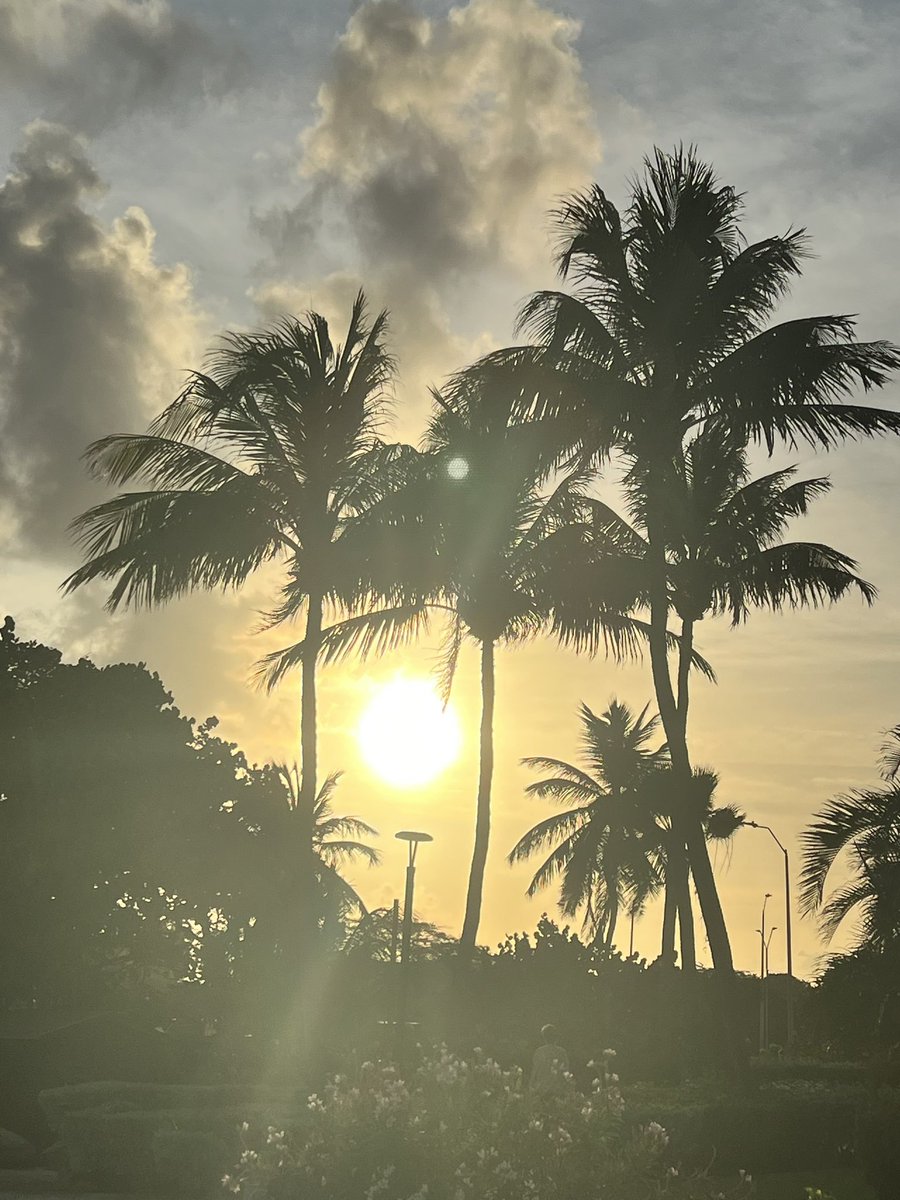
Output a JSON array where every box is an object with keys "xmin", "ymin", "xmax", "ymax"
[
  {"xmin": 509, "ymin": 700, "xmax": 669, "ymax": 951},
  {"xmin": 239, "ymin": 766, "xmax": 380, "ymax": 957},
  {"xmin": 800, "ymin": 730, "xmax": 900, "ymax": 952},
  {"xmin": 510, "ymin": 701, "xmax": 744, "ymax": 959}
]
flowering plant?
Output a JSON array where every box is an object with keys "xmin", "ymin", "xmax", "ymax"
[{"xmin": 225, "ymin": 1045, "xmax": 752, "ymax": 1200}]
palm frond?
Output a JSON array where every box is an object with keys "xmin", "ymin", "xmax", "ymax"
[{"xmin": 254, "ymin": 605, "xmax": 431, "ymax": 691}]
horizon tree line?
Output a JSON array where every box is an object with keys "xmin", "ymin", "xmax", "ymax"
[{"xmin": 64, "ymin": 146, "xmax": 900, "ymax": 973}]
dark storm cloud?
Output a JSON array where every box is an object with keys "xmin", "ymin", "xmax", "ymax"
[
  {"xmin": 0, "ymin": 0, "xmax": 247, "ymax": 134},
  {"xmin": 0, "ymin": 121, "xmax": 203, "ymax": 556}
]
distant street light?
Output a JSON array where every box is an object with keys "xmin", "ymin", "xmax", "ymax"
[
  {"xmin": 746, "ymin": 820, "xmax": 795, "ymax": 1046},
  {"xmin": 756, "ymin": 892, "xmax": 772, "ymax": 1053}
]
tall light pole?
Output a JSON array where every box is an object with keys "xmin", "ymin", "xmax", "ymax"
[
  {"xmin": 756, "ymin": 892, "xmax": 772, "ymax": 1053},
  {"xmin": 746, "ymin": 821, "xmax": 795, "ymax": 1046},
  {"xmin": 764, "ymin": 926, "xmax": 777, "ymax": 1051}
]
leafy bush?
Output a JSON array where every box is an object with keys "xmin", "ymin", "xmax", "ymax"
[
  {"xmin": 227, "ymin": 1047, "xmax": 753, "ymax": 1200},
  {"xmin": 152, "ymin": 1129, "xmax": 231, "ymax": 1197},
  {"xmin": 856, "ymin": 1088, "xmax": 900, "ymax": 1200},
  {"xmin": 58, "ymin": 1104, "xmax": 300, "ymax": 1192},
  {"xmin": 626, "ymin": 1093, "xmax": 857, "ymax": 1173}
]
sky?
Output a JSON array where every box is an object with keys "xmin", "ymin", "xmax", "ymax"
[{"xmin": 2, "ymin": 0, "xmax": 899, "ymax": 978}]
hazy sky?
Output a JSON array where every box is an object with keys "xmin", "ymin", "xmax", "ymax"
[{"xmin": 2, "ymin": 0, "xmax": 899, "ymax": 976}]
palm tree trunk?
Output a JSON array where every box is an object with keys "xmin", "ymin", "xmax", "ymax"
[
  {"xmin": 460, "ymin": 638, "xmax": 495, "ymax": 949},
  {"xmin": 661, "ymin": 880, "xmax": 677, "ymax": 959},
  {"xmin": 677, "ymin": 617, "xmax": 693, "ymax": 730},
  {"xmin": 644, "ymin": 503, "xmax": 733, "ymax": 973},
  {"xmin": 604, "ymin": 893, "xmax": 620, "ymax": 952},
  {"xmin": 298, "ymin": 591, "xmax": 323, "ymax": 953},
  {"xmin": 301, "ymin": 592, "xmax": 322, "ymax": 811},
  {"xmin": 673, "ymin": 857, "xmax": 696, "ymax": 969}
]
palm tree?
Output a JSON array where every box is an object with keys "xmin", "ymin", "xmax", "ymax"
[
  {"xmin": 64, "ymin": 295, "xmax": 398, "ymax": 831},
  {"xmin": 568, "ymin": 430, "xmax": 875, "ymax": 962},
  {"xmin": 800, "ymin": 731, "xmax": 900, "ymax": 953},
  {"xmin": 271, "ymin": 765, "xmax": 379, "ymax": 936},
  {"xmin": 261, "ymin": 374, "xmax": 635, "ymax": 950},
  {"xmin": 509, "ymin": 700, "xmax": 668, "ymax": 951},
  {"xmin": 484, "ymin": 147, "xmax": 900, "ymax": 971},
  {"xmin": 510, "ymin": 701, "xmax": 744, "ymax": 961}
]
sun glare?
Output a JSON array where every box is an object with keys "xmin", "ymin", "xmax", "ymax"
[{"xmin": 358, "ymin": 678, "xmax": 462, "ymax": 788}]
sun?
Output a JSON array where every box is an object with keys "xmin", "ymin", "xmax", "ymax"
[{"xmin": 358, "ymin": 677, "xmax": 462, "ymax": 788}]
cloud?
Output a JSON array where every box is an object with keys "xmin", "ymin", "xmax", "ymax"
[
  {"xmin": 253, "ymin": 0, "xmax": 601, "ymax": 419},
  {"xmin": 0, "ymin": 120, "xmax": 207, "ymax": 557},
  {"xmin": 0, "ymin": 0, "xmax": 246, "ymax": 133}
]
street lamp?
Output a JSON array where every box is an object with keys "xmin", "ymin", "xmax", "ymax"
[
  {"xmin": 393, "ymin": 830, "xmax": 432, "ymax": 1063},
  {"xmin": 746, "ymin": 820, "xmax": 795, "ymax": 1046},
  {"xmin": 395, "ymin": 830, "xmax": 433, "ymax": 966},
  {"xmin": 756, "ymin": 893, "xmax": 772, "ymax": 1054}
]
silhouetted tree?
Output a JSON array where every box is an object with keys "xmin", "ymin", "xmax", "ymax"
[
  {"xmin": 480, "ymin": 147, "xmax": 900, "ymax": 970},
  {"xmin": 64, "ymin": 296, "xmax": 402, "ymax": 951},
  {"xmin": 236, "ymin": 766, "xmax": 379, "ymax": 962},
  {"xmin": 0, "ymin": 624, "xmax": 261, "ymax": 1006},
  {"xmin": 569, "ymin": 430, "xmax": 874, "ymax": 962},
  {"xmin": 800, "ymin": 730, "xmax": 900, "ymax": 953},
  {"xmin": 510, "ymin": 702, "xmax": 742, "ymax": 960},
  {"xmin": 510, "ymin": 700, "xmax": 668, "ymax": 950},
  {"xmin": 258, "ymin": 372, "xmax": 645, "ymax": 950}
]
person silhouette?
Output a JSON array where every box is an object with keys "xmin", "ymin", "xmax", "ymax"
[{"xmin": 530, "ymin": 1023, "xmax": 569, "ymax": 1095}]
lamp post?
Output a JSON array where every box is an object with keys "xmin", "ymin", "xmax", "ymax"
[
  {"xmin": 746, "ymin": 821, "xmax": 795, "ymax": 1046},
  {"xmin": 394, "ymin": 831, "xmax": 432, "ymax": 1060},
  {"xmin": 395, "ymin": 830, "xmax": 433, "ymax": 966},
  {"xmin": 756, "ymin": 892, "xmax": 772, "ymax": 1053},
  {"xmin": 764, "ymin": 926, "xmax": 777, "ymax": 1051}
]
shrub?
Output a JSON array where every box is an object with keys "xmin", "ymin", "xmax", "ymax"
[
  {"xmin": 153, "ymin": 1129, "xmax": 231, "ymax": 1198},
  {"xmin": 58, "ymin": 1104, "xmax": 300, "ymax": 1193},
  {"xmin": 626, "ymin": 1092, "xmax": 857, "ymax": 1173},
  {"xmin": 856, "ymin": 1088, "xmax": 900, "ymax": 1200},
  {"xmin": 227, "ymin": 1047, "xmax": 753, "ymax": 1200}
]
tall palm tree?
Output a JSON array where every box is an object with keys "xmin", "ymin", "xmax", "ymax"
[
  {"xmin": 568, "ymin": 430, "xmax": 875, "ymax": 962},
  {"xmin": 509, "ymin": 700, "xmax": 669, "ymax": 950},
  {"xmin": 481, "ymin": 147, "xmax": 900, "ymax": 970},
  {"xmin": 64, "ymin": 295, "xmax": 398, "ymax": 831},
  {"xmin": 259, "ymin": 373, "xmax": 638, "ymax": 950},
  {"xmin": 800, "ymin": 731, "xmax": 900, "ymax": 953}
]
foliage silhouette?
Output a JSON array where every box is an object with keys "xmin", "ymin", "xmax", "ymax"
[
  {"xmin": 800, "ymin": 728, "xmax": 900, "ymax": 953},
  {"xmin": 510, "ymin": 701, "xmax": 743, "ymax": 959},
  {"xmin": 510, "ymin": 700, "xmax": 669, "ymax": 950},
  {"xmin": 567, "ymin": 429, "xmax": 874, "ymax": 961},
  {"xmin": 63, "ymin": 296, "xmax": 400, "ymax": 950},
  {"xmin": 471, "ymin": 146, "xmax": 900, "ymax": 971},
  {"xmin": 257, "ymin": 370, "xmax": 660, "ymax": 949},
  {"xmin": 0, "ymin": 624, "xmax": 380, "ymax": 1010}
]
